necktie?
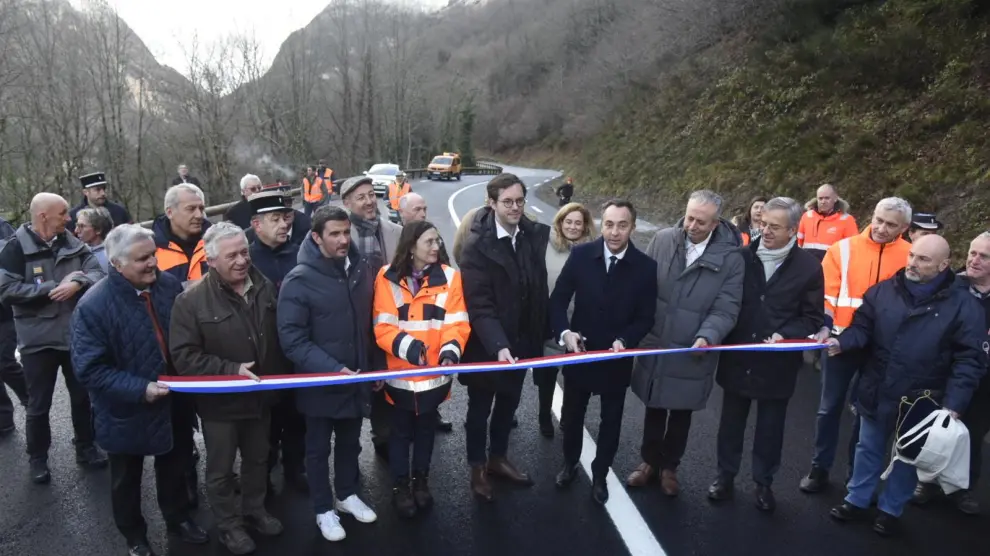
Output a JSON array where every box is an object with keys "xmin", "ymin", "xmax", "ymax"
[
  {"xmin": 607, "ymin": 255, "xmax": 617, "ymax": 274},
  {"xmin": 140, "ymin": 292, "xmax": 174, "ymax": 373}
]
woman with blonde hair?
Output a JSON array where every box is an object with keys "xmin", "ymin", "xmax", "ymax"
[{"xmin": 535, "ymin": 202, "xmax": 597, "ymax": 437}]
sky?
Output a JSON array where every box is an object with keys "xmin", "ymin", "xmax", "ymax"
[{"xmin": 69, "ymin": 0, "xmax": 448, "ymax": 74}]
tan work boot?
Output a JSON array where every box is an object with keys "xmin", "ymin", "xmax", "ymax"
[
  {"xmin": 626, "ymin": 462, "xmax": 658, "ymax": 487},
  {"xmin": 660, "ymin": 469, "xmax": 680, "ymax": 497}
]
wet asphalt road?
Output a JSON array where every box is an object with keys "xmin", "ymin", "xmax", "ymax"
[{"xmin": 1, "ymin": 164, "xmax": 988, "ymax": 556}]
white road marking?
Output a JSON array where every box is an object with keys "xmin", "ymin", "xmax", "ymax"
[
  {"xmin": 449, "ymin": 178, "xmax": 667, "ymax": 556},
  {"xmin": 531, "ymin": 206, "xmax": 544, "ymax": 214}
]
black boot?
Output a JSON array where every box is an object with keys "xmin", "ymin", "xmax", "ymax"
[
  {"xmin": 799, "ymin": 466, "xmax": 828, "ymax": 494},
  {"xmin": 412, "ymin": 471, "xmax": 434, "ymax": 511},
  {"xmin": 30, "ymin": 458, "xmax": 50, "ymax": 484},
  {"xmin": 75, "ymin": 444, "xmax": 108, "ymax": 469},
  {"xmin": 392, "ymin": 478, "xmax": 417, "ymax": 519}
]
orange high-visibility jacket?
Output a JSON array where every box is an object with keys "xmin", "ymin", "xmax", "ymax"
[
  {"xmin": 797, "ymin": 200, "xmax": 859, "ymax": 258},
  {"xmin": 373, "ymin": 263, "xmax": 471, "ymax": 413},
  {"xmin": 156, "ymin": 240, "xmax": 207, "ymax": 282},
  {"xmin": 823, "ymin": 227, "xmax": 911, "ymax": 332},
  {"xmin": 387, "ymin": 180, "xmax": 412, "ymax": 210},
  {"xmin": 303, "ymin": 177, "xmax": 324, "ymax": 203}
]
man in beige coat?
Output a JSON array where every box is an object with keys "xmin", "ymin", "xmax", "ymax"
[{"xmin": 339, "ymin": 176, "xmax": 402, "ymax": 459}]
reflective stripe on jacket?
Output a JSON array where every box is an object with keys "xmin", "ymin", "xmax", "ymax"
[
  {"xmin": 823, "ymin": 227, "xmax": 911, "ymax": 332},
  {"xmin": 387, "ymin": 181, "xmax": 411, "ymax": 210},
  {"xmin": 373, "ymin": 263, "xmax": 470, "ymax": 413},
  {"xmin": 797, "ymin": 205, "xmax": 858, "ymax": 257},
  {"xmin": 303, "ymin": 177, "xmax": 323, "ymax": 203}
]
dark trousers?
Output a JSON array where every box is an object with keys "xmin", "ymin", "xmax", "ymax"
[
  {"xmin": 561, "ymin": 384, "xmax": 625, "ymax": 478},
  {"xmin": 304, "ymin": 415, "xmax": 362, "ymax": 515},
  {"xmin": 812, "ymin": 351, "xmax": 861, "ymax": 473},
  {"xmin": 370, "ymin": 388, "xmax": 391, "ymax": 448},
  {"xmin": 0, "ymin": 321, "xmax": 28, "ymax": 427},
  {"xmin": 533, "ymin": 367, "xmax": 558, "ymax": 417},
  {"xmin": 716, "ymin": 391, "xmax": 789, "ymax": 486},
  {"xmin": 21, "ymin": 348, "xmax": 94, "ymax": 459},
  {"xmin": 109, "ymin": 399, "xmax": 195, "ymax": 545},
  {"xmin": 389, "ymin": 407, "xmax": 437, "ymax": 482},
  {"xmin": 201, "ymin": 414, "xmax": 271, "ymax": 531},
  {"xmin": 641, "ymin": 407, "xmax": 692, "ymax": 471},
  {"xmin": 466, "ymin": 384, "xmax": 522, "ymax": 466},
  {"xmin": 964, "ymin": 392, "xmax": 990, "ymax": 489},
  {"xmin": 268, "ymin": 393, "xmax": 306, "ymax": 474}
]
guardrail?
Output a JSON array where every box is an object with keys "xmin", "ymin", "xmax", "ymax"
[{"xmin": 401, "ymin": 164, "xmax": 503, "ymax": 180}]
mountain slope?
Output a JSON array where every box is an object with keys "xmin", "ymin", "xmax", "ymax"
[{"xmin": 550, "ymin": 0, "xmax": 990, "ymax": 249}]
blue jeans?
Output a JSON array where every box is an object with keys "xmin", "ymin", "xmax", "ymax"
[
  {"xmin": 845, "ymin": 416, "xmax": 918, "ymax": 517},
  {"xmin": 811, "ymin": 351, "xmax": 862, "ymax": 472}
]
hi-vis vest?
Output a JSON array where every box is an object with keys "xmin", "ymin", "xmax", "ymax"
[
  {"xmin": 387, "ymin": 180, "xmax": 411, "ymax": 210},
  {"xmin": 798, "ymin": 210, "xmax": 858, "ymax": 254},
  {"xmin": 156, "ymin": 239, "xmax": 207, "ymax": 282},
  {"xmin": 303, "ymin": 176, "xmax": 324, "ymax": 203},
  {"xmin": 823, "ymin": 228, "xmax": 911, "ymax": 332},
  {"xmin": 373, "ymin": 263, "xmax": 470, "ymax": 414}
]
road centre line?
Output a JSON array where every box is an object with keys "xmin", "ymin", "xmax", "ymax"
[{"xmin": 448, "ymin": 179, "xmax": 667, "ymax": 556}]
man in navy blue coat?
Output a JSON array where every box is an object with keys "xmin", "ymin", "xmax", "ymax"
[
  {"xmin": 550, "ymin": 199, "xmax": 657, "ymax": 504},
  {"xmin": 827, "ymin": 234, "xmax": 986, "ymax": 537},
  {"xmin": 71, "ymin": 224, "xmax": 207, "ymax": 556}
]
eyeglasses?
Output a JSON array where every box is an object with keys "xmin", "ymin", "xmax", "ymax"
[
  {"xmin": 422, "ymin": 238, "xmax": 444, "ymax": 248},
  {"xmin": 499, "ymin": 198, "xmax": 526, "ymax": 209}
]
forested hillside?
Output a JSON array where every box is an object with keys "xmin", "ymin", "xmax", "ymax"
[{"xmin": 521, "ymin": 0, "xmax": 990, "ymax": 248}]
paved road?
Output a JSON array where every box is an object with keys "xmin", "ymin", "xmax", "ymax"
[{"xmin": 1, "ymin": 163, "xmax": 987, "ymax": 556}]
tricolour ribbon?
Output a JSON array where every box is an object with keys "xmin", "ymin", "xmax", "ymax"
[{"xmin": 158, "ymin": 341, "xmax": 826, "ymax": 394}]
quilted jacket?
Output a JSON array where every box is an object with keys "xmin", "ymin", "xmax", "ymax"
[{"xmin": 71, "ymin": 267, "xmax": 184, "ymax": 455}]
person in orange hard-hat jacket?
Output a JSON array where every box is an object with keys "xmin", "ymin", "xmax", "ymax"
[
  {"xmin": 797, "ymin": 183, "xmax": 859, "ymax": 261},
  {"xmin": 373, "ymin": 220, "xmax": 470, "ymax": 519},
  {"xmin": 799, "ymin": 197, "xmax": 913, "ymax": 495}
]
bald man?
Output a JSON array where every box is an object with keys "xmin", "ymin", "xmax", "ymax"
[
  {"xmin": 825, "ymin": 234, "xmax": 987, "ymax": 536},
  {"xmin": 797, "ymin": 183, "xmax": 858, "ymax": 261},
  {"xmin": 398, "ymin": 193, "xmax": 427, "ymax": 224},
  {"xmin": 0, "ymin": 193, "xmax": 107, "ymax": 484}
]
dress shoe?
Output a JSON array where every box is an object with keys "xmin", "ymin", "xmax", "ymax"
[
  {"xmin": 954, "ymin": 490, "xmax": 981, "ymax": 515},
  {"xmin": 75, "ymin": 445, "xmax": 108, "ymax": 469},
  {"xmin": 592, "ymin": 476, "xmax": 609, "ymax": 505},
  {"xmin": 911, "ymin": 481, "xmax": 940, "ymax": 506},
  {"xmin": 539, "ymin": 412, "xmax": 554, "ymax": 438},
  {"xmin": 829, "ymin": 502, "xmax": 870, "ymax": 523},
  {"xmin": 487, "ymin": 456, "xmax": 534, "ymax": 486},
  {"xmin": 707, "ymin": 477, "xmax": 734, "ymax": 501},
  {"xmin": 754, "ymin": 484, "xmax": 776, "ymax": 512},
  {"xmin": 799, "ymin": 466, "xmax": 828, "ymax": 493},
  {"xmin": 218, "ymin": 528, "xmax": 256, "ymax": 555},
  {"xmin": 435, "ymin": 414, "xmax": 453, "ymax": 433},
  {"xmin": 412, "ymin": 472, "xmax": 434, "ymax": 510},
  {"xmin": 470, "ymin": 465, "xmax": 494, "ymax": 502},
  {"xmin": 555, "ymin": 462, "xmax": 580, "ymax": 488},
  {"xmin": 626, "ymin": 462, "xmax": 657, "ymax": 487},
  {"xmin": 246, "ymin": 513, "xmax": 283, "ymax": 536},
  {"xmin": 127, "ymin": 543, "xmax": 157, "ymax": 556},
  {"xmin": 29, "ymin": 458, "xmax": 50, "ymax": 484},
  {"xmin": 660, "ymin": 469, "xmax": 680, "ymax": 497},
  {"xmin": 167, "ymin": 519, "xmax": 209, "ymax": 544},
  {"xmin": 872, "ymin": 511, "xmax": 901, "ymax": 537},
  {"xmin": 393, "ymin": 479, "xmax": 417, "ymax": 519}
]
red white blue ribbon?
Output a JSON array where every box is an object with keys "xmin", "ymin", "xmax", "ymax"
[{"xmin": 158, "ymin": 341, "xmax": 826, "ymax": 394}]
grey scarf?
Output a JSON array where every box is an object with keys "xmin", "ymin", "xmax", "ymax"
[
  {"xmin": 756, "ymin": 236, "xmax": 796, "ymax": 280},
  {"xmin": 350, "ymin": 213, "xmax": 385, "ymax": 271}
]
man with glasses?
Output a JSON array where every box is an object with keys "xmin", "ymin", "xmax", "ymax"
[
  {"xmin": 458, "ymin": 173, "xmax": 551, "ymax": 502},
  {"xmin": 224, "ymin": 174, "xmax": 266, "ymax": 230}
]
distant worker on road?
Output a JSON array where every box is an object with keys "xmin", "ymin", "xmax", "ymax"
[
  {"xmin": 556, "ymin": 177, "xmax": 574, "ymax": 207},
  {"xmin": 797, "ymin": 183, "xmax": 858, "ymax": 261},
  {"xmin": 317, "ymin": 159, "xmax": 335, "ymax": 198},
  {"xmin": 302, "ymin": 166, "xmax": 327, "ymax": 217},
  {"xmin": 388, "ymin": 172, "xmax": 412, "ymax": 213}
]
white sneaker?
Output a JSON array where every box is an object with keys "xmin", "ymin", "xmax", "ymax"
[
  {"xmin": 316, "ymin": 510, "xmax": 346, "ymax": 542},
  {"xmin": 334, "ymin": 494, "xmax": 378, "ymax": 523}
]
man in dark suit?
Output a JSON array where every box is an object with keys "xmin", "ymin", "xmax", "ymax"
[{"xmin": 551, "ymin": 199, "xmax": 657, "ymax": 504}]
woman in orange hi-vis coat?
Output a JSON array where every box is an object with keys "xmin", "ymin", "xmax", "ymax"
[{"xmin": 373, "ymin": 220, "xmax": 470, "ymax": 519}]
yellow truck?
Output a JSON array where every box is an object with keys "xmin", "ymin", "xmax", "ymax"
[{"xmin": 427, "ymin": 152, "xmax": 462, "ymax": 181}]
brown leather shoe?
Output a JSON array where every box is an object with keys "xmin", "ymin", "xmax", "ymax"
[
  {"xmin": 487, "ymin": 456, "xmax": 534, "ymax": 486},
  {"xmin": 660, "ymin": 469, "xmax": 680, "ymax": 497},
  {"xmin": 626, "ymin": 462, "xmax": 658, "ymax": 487},
  {"xmin": 471, "ymin": 465, "xmax": 494, "ymax": 502}
]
